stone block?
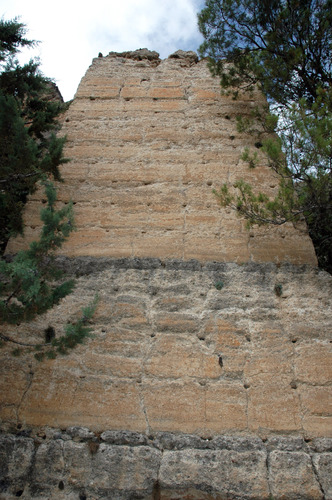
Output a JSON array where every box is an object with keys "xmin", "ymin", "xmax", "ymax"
[
  {"xmin": 248, "ymin": 384, "xmax": 302, "ymax": 432},
  {"xmin": 159, "ymin": 449, "xmax": 269, "ymax": 499},
  {"xmin": 312, "ymin": 453, "xmax": 332, "ymax": 499},
  {"xmin": 145, "ymin": 335, "xmax": 220, "ymax": 380},
  {"xmin": 148, "ymin": 87, "xmax": 185, "ymax": 99},
  {"xmin": 0, "ymin": 435, "xmax": 34, "ymax": 493},
  {"xmin": 205, "ymin": 382, "xmax": 248, "ymax": 432},
  {"xmin": 143, "ymin": 380, "xmax": 206, "ymax": 433},
  {"xmin": 295, "ymin": 342, "xmax": 332, "ymax": 384},
  {"xmin": 269, "ymin": 450, "xmax": 323, "ymax": 499}
]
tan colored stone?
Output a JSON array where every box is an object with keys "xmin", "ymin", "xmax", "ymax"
[
  {"xmin": 7, "ymin": 54, "xmax": 317, "ymax": 265},
  {"xmin": 145, "ymin": 335, "xmax": 220, "ymax": 380},
  {"xmin": 295, "ymin": 342, "xmax": 332, "ymax": 384},
  {"xmin": 248, "ymin": 384, "xmax": 302, "ymax": 432},
  {"xmin": 205, "ymin": 382, "xmax": 248, "ymax": 432},
  {"xmin": 1, "ymin": 53, "xmax": 331, "ymax": 455},
  {"xmin": 143, "ymin": 380, "xmax": 206, "ymax": 433},
  {"xmin": 299, "ymin": 385, "xmax": 332, "ymax": 416},
  {"xmin": 148, "ymin": 87, "xmax": 185, "ymax": 99}
]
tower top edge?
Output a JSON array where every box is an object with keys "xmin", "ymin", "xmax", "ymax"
[{"xmin": 96, "ymin": 48, "xmax": 200, "ymax": 65}]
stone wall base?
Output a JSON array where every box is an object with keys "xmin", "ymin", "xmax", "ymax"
[{"xmin": 1, "ymin": 427, "xmax": 332, "ymax": 499}]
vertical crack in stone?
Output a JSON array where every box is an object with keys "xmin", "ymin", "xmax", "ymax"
[
  {"xmin": 202, "ymin": 349, "xmax": 207, "ymax": 432},
  {"xmin": 152, "ymin": 449, "xmax": 163, "ymax": 500},
  {"xmin": 16, "ymin": 365, "xmax": 34, "ymax": 426},
  {"xmin": 290, "ymin": 326, "xmax": 306, "ymax": 436},
  {"xmin": 243, "ymin": 330, "xmax": 252, "ymax": 432},
  {"xmin": 309, "ymin": 451, "xmax": 326, "ymax": 499},
  {"xmin": 182, "ymin": 182, "xmax": 187, "ymax": 260},
  {"xmin": 244, "ymin": 376, "xmax": 250, "ymax": 431},
  {"xmin": 139, "ymin": 387, "xmax": 151, "ymax": 436},
  {"xmin": 138, "ymin": 293, "xmax": 155, "ymax": 435},
  {"xmin": 265, "ymin": 447, "xmax": 273, "ymax": 500},
  {"xmin": 60, "ymin": 439, "xmax": 67, "ymax": 491}
]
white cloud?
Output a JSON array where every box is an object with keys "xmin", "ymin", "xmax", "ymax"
[{"xmin": 1, "ymin": 0, "xmax": 205, "ymax": 101}]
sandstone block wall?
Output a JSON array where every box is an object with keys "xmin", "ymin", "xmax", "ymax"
[
  {"xmin": 6, "ymin": 49, "xmax": 317, "ymax": 265},
  {"xmin": 1, "ymin": 51, "xmax": 331, "ymax": 499},
  {"xmin": 1, "ymin": 260, "xmax": 331, "ymax": 438}
]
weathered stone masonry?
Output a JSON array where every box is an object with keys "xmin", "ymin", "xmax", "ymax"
[{"xmin": 1, "ymin": 50, "xmax": 331, "ymax": 499}]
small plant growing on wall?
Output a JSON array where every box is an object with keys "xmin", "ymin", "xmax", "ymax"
[
  {"xmin": 214, "ymin": 280, "xmax": 224, "ymax": 290},
  {"xmin": 274, "ymin": 283, "xmax": 283, "ymax": 297}
]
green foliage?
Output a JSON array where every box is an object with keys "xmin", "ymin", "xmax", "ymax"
[
  {"xmin": 214, "ymin": 280, "xmax": 224, "ymax": 290},
  {"xmin": 0, "ymin": 18, "xmax": 98, "ymax": 358},
  {"xmin": 51, "ymin": 295, "xmax": 99, "ymax": 356},
  {"xmin": 33, "ymin": 295, "xmax": 98, "ymax": 361},
  {"xmin": 241, "ymin": 147, "xmax": 258, "ymax": 169},
  {"xmin": 0, "ymin": 182, "xmax": 75, "ymax": 325},
  {"xmin": 0, "ymin": 17, "xmax": 69, "ymax": 252},
  {"xmin": 0, "ymin": 182, "xmax": 98, "ymax": 357},
  {"xmin": 198, "ymin": 0, "xmax": 332, "ymax": 273},
  {"xmin": 198, "ymin": 0, "xmax": 331, "ymax": 103},
  {"xmin": 0, "ymin": 17, "xmax": 33, "ymax": 60}
]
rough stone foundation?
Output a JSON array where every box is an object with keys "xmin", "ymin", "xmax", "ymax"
[{"xmin": 1, "ymin": 428, "xmax": 332, "ymax": 499}]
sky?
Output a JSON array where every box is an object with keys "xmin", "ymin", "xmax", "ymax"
[{"xmin": 2, "ymin": 0, "xmax": 205, "ymax": 101}]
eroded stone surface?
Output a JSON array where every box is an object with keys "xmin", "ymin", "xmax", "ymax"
[
  {"xmin": 0, "ymin": 259, "xmax": 330, "ymax": 438},
  {"xmin": 1, "ymin": 430, "xmax": 332, "ymax": 499},
  {"xmin": 6, "ymin": 51, "xmax": 316, "ymax": 265}
]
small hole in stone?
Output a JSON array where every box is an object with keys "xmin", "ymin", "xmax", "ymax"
[
  {"xmin": 291, "ymin": 339, "xmax": 297, "ymax": 343},
  {"xmin": 198, "ymin": 336, "xmax": 205, "ymax": 341},
  {"xmin": 58, "ymin": 481, "xmax": 64, "ymax": 490},
  {"xmin": 244, "ymin": 383, "xmax": 250, "ymax": 389},
  {"xmin": 79, "ymin": 494, "xmax": 87, "ymax": 500},
  {"xmin": 150, "ymin": 333, "xmax": 155, "ymax": 338},
  {"xmin": 88, "ymin": 441, "xmax": 99, "ymax": 455},
  {"xmin": 246, "ymin": 336, "xmax": 251, "ymax": 342},
  {"xmin": 15, "ymin": 490, "xmax": 24, "ymax": 497},
  {"xmin": 17, "ymin": 424, "xmax": 22, "ymax": 429}
]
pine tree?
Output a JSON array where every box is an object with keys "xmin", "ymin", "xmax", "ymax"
[
  {"xmin": 198, "ymin": 0, "xmax": 332, "ymax": 272},
  {"xmin": 0, "ymin": 17, "xmax": 69, "ymax": 252},
  {"xmin": 0, "ymin": 182, "xmax": 98, "ymax": 359},
  {"xmin": 0, "ymin": 18, "xmax": 97, "ymax": 357}
]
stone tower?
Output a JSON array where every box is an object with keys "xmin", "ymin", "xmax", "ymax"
[{"xmin": 1, "ymin": 50, "xmax": 331, "ymax": 499}]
